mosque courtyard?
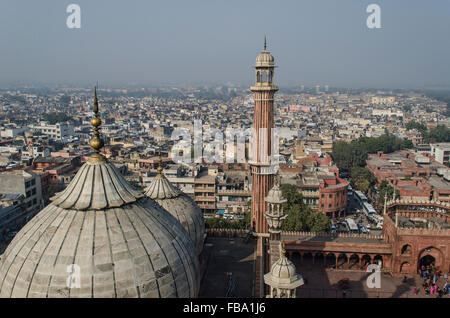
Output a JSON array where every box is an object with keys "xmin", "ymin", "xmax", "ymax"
[
  {"xmin": 295, "ymin": 266, "xmax": 450, "ymax": 298},
  {"xmin": 197, "ymin": 236, "xmax": 449, "ymax": 298},
  {"xmin": 199, "ymin": 236, "xmax": 256, "ymax": 298}
]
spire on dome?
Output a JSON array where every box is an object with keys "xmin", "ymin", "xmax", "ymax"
[
  {"xmin": 274, "ymin": 174, "xmax": 280, "ymax": 187},
  {"xmin": 157, "ymin": 148, "xmax": 164, "ymax": 177},
  {"xmin": 264, "ymin": 35, "xmax": 267, "ymax": 50},
  {"xmin": 89, "ymin": 86, "xmax": 105, "ymax": 162}
]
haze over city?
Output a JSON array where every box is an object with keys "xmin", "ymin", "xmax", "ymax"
[{"xmin": 1, "ymin": 0, "xmax": 450, "ymax": 88}]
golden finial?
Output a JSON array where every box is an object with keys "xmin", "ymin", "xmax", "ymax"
[
  {"xmin": 156, "ymin": 148, "xmax": 164, "ymax": 178},
  {"xmin": 281, "ymin": 241, "xmax": 286, "ymax": 257},
  {"xmin": 274, "ymin": 174, "xmax": 280, "ymax": 187},
  {"xmin": 89, "ymin": 86, "xmax": 105, "ymax": 162}
]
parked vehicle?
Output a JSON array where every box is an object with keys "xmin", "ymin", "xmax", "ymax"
[
  {"xmin": 345, "ymin": 218, "xmax": 359, "ymax": 234},
  {"xmin": 331, "ymin": 224, "xmax": 337, "ymax": 234},
  {"xmin": 358, "ymin": 223, "xmax": 369, "ymax": 234}
]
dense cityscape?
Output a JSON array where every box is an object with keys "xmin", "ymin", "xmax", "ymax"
[{"xmin": 1, "ymin": 77, "xmax": 450, "ymax": 298}]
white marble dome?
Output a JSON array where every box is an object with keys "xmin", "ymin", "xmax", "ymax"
[
  {"xmin": 0, "ymin": 159, "xmax": 200, "ymax": 298},
  {"xmin": 265, "ymin": 181, "xmax": 287, "ymax": 205},
  {"xmin": 255, "ymin": 50, "xmax": 275, "ymax": 67},
  {"xmin": 264, "ymin": 250, "xmax": 303, "ymax": 288},
  {"xmin": 144, "ymin": 170, "xmax": 205, "ymax": 257}
]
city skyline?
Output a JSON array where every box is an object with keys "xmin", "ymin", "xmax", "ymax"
[{"xmin": 1, "ymin": 1, "xmax": 450, "ymax": 88}]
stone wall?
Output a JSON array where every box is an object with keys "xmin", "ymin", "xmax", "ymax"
[
  {"xmin": 205, "ymin": 228, "xmax": 248, "ymax": 238},
  {"xmin": 282, "ymin": 231, "xmax": 384, "ymax": 240},
  {"xmin": 204, "ymin": 228, "xmax": 385, "ymax": 240}
]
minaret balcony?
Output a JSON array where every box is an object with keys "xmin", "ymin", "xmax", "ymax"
[{"xmin": 250, "ymin": 85, "xmax": 279, "ymax": 92}]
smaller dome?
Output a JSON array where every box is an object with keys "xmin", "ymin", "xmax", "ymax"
[
  {"xmin": 270, "ymin": 254, "xmax": 298, "ymax": 283},
  {"xmin": 264, "ymin": 247, "xmax": 304, "ymax": 290},
  {"xmin": 265, "ymin": 180, "xmax": 287, "ymax": 205},
  {"xmin": 144, "ymin": 171, "xmax": 205, "ymax": 256},
  {"xmin": 255, "ymin": 50, "xmax": 275, "ymax": 67}
]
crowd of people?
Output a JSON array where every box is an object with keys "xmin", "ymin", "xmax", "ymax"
[{"xmin": 413, "ymin": 264, "xmax": 450, "ymax": 297}]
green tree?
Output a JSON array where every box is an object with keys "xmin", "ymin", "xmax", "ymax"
[
  {"xmin": 405, "ymin": 121, "xmax": 427, "ymax": 135},
  {"xmin": 425, "ymin": 125, "xmax": 450, "ymax": 143},
  {"xmin": 280, "ymin": 184, "xmax": 330, "ymax": 233},
  {"xmin": 377, "ymin": 180, "xmax": 400, "ymax": 204},
  {"xmin": 332, "ymin": 133, "xmax": 413, "ymax": 174},
  {"xmin": 307, "ymin": 211, "xmax": 332, "ymax": 232},
  {"xmin": 350, "ymin": 167, "xmax": 377, "ymax": 194}
]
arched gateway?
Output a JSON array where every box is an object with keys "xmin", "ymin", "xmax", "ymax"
[{"xmin": 417, "ymin": 247, "xmax": 443, "ymax": 270}]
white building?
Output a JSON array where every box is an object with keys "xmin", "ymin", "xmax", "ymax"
[
  {"xmin": 0, "ymin": 127, "xmax": 27, "ymax": 138},
  {"xmin": 29, "ymin": 122, "xmax": 75, "ymax": 141},
  {"xmin": 0, "ymin": 169, "xmax": 43, "ymax": 213},
  {"xmin": 431, "ymin": 143, "xmax": 450, "ymax": 165}
]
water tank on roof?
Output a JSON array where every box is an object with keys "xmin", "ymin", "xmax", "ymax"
[
  {"xmin": 415, "ymin": 155, "xmax": 430, "ymax": 164},
  {"xmin": 437, "ymin": 168, "xmax": 446, "ymax": 176},
  {"xmin": 444, "ymin": 171, "xmax": 450, "ymax": 182}
]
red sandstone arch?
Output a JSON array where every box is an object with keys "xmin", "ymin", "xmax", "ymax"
[
  {"xmin": 314, "ymin": 252, "xmax": 325, "ymax": 266},
  {"xmin": 401, "ymin": 244, "xmax": 412, "ymax": 255},
  {"xmin": 337, "ymin": 253, "xmax": 348, "ymax": 269},
  {"xmin": 400, "ymin": 262, "xmax": 411, "ymax": 274},
  {"xmin": 374, "ymin": 255, "xmax": 383, "ymax": 267},
  {"xmin": 417, "ymin": 246, "xmax": 444, "ymax": 270},
  {"xmin": 326, "ymin": 253, "xmax": 336, "ymax": 268},
  {"xmin": 349, "ymin": 254, "xmax": 359, "ymax": 269},
  {"xmin": 361, "ymin": 254, "xmax": 371, "ymax": 269}
]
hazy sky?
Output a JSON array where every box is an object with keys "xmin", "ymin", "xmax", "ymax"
[{"xmin": 1, "ymin": 0, "xmax": 450, "ymax": 88}]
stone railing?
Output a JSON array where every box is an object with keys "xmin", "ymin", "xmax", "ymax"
[
  {"xmin": 387, "ymin": 199, "xmax": 450, "ymax": 211},
  {"xmin": 204, "ymin": 228, "xmax": 385, "ymax": 240},
  {"xmin": 281, "ymin": 231, "xmax": 385, "ymax": 240},
  {"xmin": 395, "ymin": 210, "xmax": 449, "ymax": 223},
  {"xmin": 396, "ymin": 227, "xmax": 450, "ymax": 237},
  {"xmin": 205, "ymin": 228, "xmax": 248, "ymax": 238}
]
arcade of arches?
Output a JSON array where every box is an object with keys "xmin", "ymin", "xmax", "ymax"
[
  {"xmin": 285, "ymin": 248, "xmax": 388, "ymax": 271},
  {"xmin": 283, "ymin": 240, "xmax": 449, "ymax": 275},
  {"xmin": 280, "ymin": 206, "xmax": 450, "ymax": 276}
]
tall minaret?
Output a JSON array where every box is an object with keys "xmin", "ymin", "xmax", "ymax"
[{"xmin": 250, "ymin": 37, "xmax": 278, "ymax": 234}]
